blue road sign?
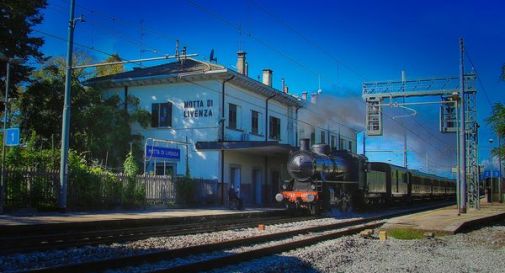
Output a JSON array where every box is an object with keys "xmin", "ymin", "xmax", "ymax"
[
  {"xmin": 145, "ymin": 145, "xmax": 180, "ymax": 161},
  {"xmin": 5, "ymin": 127, "xmax": 20, "ymax": 146}
]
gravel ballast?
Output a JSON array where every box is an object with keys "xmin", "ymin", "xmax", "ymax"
[{"xmin": 209, "ymin": 220, "xmax": 505, "ymax": 273}]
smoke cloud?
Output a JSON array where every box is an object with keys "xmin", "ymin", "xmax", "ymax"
[{"xmin": 297, "ymin": 88, "xmax": 458, "ymax": 177}]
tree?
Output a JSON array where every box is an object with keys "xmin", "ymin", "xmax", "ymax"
[
  {"xmin": 0, "ymin": 0, "xmax": 47, "ymax": 96},
  {"xmin": 96, "ymin": 54, "xmax": 124, "ymax": 77},
  {"xmin": 20, "ymin": 52, "xmax": 151, "ymax": 169},
  {"xmin": 487, "ymin": 103, "xmax": 505, "ymax": 160}
]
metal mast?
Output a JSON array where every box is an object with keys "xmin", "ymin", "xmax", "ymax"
[
  {"xmin": 361, "ymin": 39, "xmax": 479, "ymax": 211},
  {"xmin": 59, "ymin": 0, "xmax": 76, "ymax": 210}
]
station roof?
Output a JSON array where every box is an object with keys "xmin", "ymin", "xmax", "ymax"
[
  {"xmin": 84, "ymin": 58, "xmax": 303, "ymax": 107},
  {"xmin": 195, "ymin": 141, "xmax": 295, "ymax": 156}
]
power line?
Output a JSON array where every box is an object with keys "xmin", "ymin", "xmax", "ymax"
[
  {"xmin": 464, "ymin": 51, "xmax": 494, "ymax": 108},
  {"xmin": 55, "ymin": 0, "xmax": 197, "ymax": 54},
  {"xmin": 184, "ymin": 0, "xmax": 320, "ymax": 77},
  {"xmin": 248, "ymin": 0, "xmax": 368, "ymax": 81},
  {"xmin": 34, "ymin": 29, "xmax": 127, "ymax": 59},
  {"xmin": 250, "ymin": 0, "xmax": 455, "ymax": 169},
  {"xmin": 47, "ymin": 3, "xmax": 160, "ymax": 54}
]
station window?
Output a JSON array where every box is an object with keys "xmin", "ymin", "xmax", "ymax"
[
  {"xmin": 320, "ymin": 131, "xmax": 326, "ymax": 144},
  {"xmin": 339, "ymin": 138, "xmax": 344, "ymax": 150},
  {"xmin": 269, "ymin": 116, "xmax": 281, "ymax": 140},
  {"xmin": 331, "ymin": 135, "xmax": 336, "ymax": 149},
  {"xmin": 251, "ymin": 110, "xmax": 261, "ymax": 134},
  {"xmin": 151, "ymin": 102, "xmax": 172, "ymax": 128},
  {"xmin": 348, "ymin": 141, "xmax": 353, "ymax": 152},
  {"xmin": 228, "ymin": 103, "xmax": 238, "ymax": 129},
  {"xmin": 310, "ymin": 131, "xmax": 315, "ymax": 145}
]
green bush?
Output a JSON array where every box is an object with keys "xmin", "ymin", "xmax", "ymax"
[
  {"xmin": 2, "ymin": 132, "xmax": 149, "ymax": 210},
  {"xmin": 176, "ymin": 177, "xmax": 196, "ymax": 205},
  {"xmin": 122, "ymin": 152, "xmax": 145, "ymax": 208}
]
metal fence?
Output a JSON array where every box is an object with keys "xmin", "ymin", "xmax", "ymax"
[{"xmin": 3, "ymin": 168, "xmax": 219, "ymax": 211}]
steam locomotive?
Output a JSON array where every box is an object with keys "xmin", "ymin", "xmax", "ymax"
[{"xmin": 275, "ymin": 139, "xmax": 456, "ymax": 214}]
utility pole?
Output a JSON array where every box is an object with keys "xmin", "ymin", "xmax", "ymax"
[
  {"xmin": 499, "ymin": 136, "xmax": 503, "ymax": 203},
  {"xmin": 59, "ymin": 0, "xmax": 76, "ymax": 210},
  {"xmin": 458, "ymin": 38, "xmax": 467, "ymax": 213},
  {"xmin": 0, "ymin": 60, "xmax": 10, "ymax": 213}
]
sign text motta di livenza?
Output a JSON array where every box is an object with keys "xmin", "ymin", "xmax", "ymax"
[{"xmin": 183, "ymin": 99, "xmax": 213, "ymax": 118}]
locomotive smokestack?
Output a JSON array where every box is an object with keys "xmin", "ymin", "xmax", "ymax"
[{"xmin": 299, "ymin": 138, "xmax": 310, "ymax": 151}]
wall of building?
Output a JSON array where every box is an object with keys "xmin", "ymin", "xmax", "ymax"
[
  {"xmin": 102, "ymin": 79, "xmax": 297, "ymax": 181},
  {"xmin": 223, "ymin": 83, "xmax": 294, "ymax": 145},
  {"xmin": 224, "ymin": 151, "xmax": 288, "ymax": 206},
  {"xmin": 104, "ymin": 80, "xmax": 222, "ymax": 179}
]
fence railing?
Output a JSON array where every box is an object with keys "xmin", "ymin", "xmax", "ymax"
[{"xmin": 3, "ymin": 168, "xmax": 219, "ymax": 211}]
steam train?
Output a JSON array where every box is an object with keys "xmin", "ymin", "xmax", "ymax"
[{"xmin": 275, "ymin": 139, "xmax": 456, "ymax": 214}]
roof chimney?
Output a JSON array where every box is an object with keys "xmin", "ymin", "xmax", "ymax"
[
  {"xmin": 301, "ymin": 91, "xmax": 308, "ymax": 101},
  {"xmin": 262, "ymin": 69, "xmax": 272, "ymax": 87},
  {"xmin": 236, "ymin": 51, "xmax": 246, "ymax": 75},
  {"xmin": 311, "ymin": 93, "xmax": 318, "ymax": 104},
  {"xmin": 283, "ymin": 85, "xmax": 289, "ymax": 94}
]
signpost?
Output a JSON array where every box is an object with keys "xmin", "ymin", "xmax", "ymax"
[{"xmin": 5, "ymin": 128, "xmax": 20, "ymax": 146}]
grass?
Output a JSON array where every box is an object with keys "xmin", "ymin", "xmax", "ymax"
[{"xmin": 386, "ymin": 228, "xmax": 427, "ymax": 240}]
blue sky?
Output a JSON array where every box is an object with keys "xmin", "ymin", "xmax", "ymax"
[{"xmin": 35, "ymin": 0, "xmax": 505, "ymax": 177}]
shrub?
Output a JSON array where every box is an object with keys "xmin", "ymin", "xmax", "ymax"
[{"xmin": 176, "ymin": 176, "xmax": 196, "ymax": 205}]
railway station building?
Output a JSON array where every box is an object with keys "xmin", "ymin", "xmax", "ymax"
[{"xmin": 85, "ymin": 52, "xmax": 357, "ymax": 207}]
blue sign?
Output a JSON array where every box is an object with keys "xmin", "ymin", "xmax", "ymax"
[
  {"xmin": 145, "ymin": 145, "xmax": 180, "ymax": 161},
  {"xmin": 481, "ymin": 170, "xmax": 501, "ymax": 179},
  {"xmin": 5, "ymin": 128, "xmax": 20, "ymax": 146}
]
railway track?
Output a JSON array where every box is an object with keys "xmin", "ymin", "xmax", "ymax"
[
  {"xmin": 0, "ymin": 214, "xmax": 317, "ymax": 254},
  {"xmin": 21, "ymin": 202, "xmax": 450, "ymax": 273}
]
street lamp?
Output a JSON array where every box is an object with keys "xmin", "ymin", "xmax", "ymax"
[
  {"xmin": 489, "ymin": 138, "xmax": 494, "ymax": 203},
  {"xmin": 0, "ymin": 53, "xmax": 23, "ymax": 213}
]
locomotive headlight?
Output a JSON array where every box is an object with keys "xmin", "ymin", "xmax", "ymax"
[
  {"xmin": 282, "ymin": 184, "xmax": 287, "ymax": 190},
  {"xmin": 306, "ymin": 194, "xmax": 315, "ymax": 202},
  {"xmin": 310, "ymin": 184, "xmax": 316, "ymax": 190},
  {"xmin": 275, "ymin": 193, "xmax": 284, "ymax": 202}
]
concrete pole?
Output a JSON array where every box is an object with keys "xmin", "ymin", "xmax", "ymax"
[
  {"xmin": 0, "ymin": 61, "xmax": 10, "ymax": 213},
  {"xmin": 499, "ymin": 136, "xmax": 503, "ymax": 203},
  {"xmin": 455, "ymin": 100, "xmax": 460, "ymax": 211},
  {"xmin": 458, "ymin": 38, "xmax": 467, "ymax": 213},
  {"xmin": 58, "ymin": 0, "xmax": 76, "ymax": 210}
]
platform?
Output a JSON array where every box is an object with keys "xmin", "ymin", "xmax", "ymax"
[
  {"xmin": 0, "ymin": 207, "xmax": 284, "ymax": 235},
  {"xmin": 383, "ymin": 201, "xmax": 505, "ymax": 234}
]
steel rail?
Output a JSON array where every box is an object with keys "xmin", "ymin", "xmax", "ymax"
[
  {"xmin": 21, "ymin": 202, "xmax": 451, "ymax": 273},
  {"xmin": 2, "ymin": 215, "xmax": 316, "ymax": 255},
  {"xmin": 155, "ymin": 222, "xmax": 384, "ymax": 273}
]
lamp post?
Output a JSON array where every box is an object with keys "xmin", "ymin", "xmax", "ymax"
[
  {"xmin": 0, "ymin": 54, "xmax": 22, "ymax": 213},
  {"xmin": 489, "ymin": 138, "xmax": 494, "ymax": 203}
]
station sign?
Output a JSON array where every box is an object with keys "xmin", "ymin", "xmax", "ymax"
[{"xmin": 145, "ymin": 145, "xmax": 180, "ymax": 161}]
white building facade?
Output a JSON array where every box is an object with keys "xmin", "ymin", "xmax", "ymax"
[{"xmin": 86, "ymin": 53, "xmax": 357, "ymax": 207}]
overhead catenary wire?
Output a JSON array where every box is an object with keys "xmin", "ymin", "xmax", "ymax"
[
  {"xmin": 55, "ymin": 0, "xmax": 200, "ymax": 55},
  {"xmin": 33, "ymin": 29, "xmax": 130, "ymax": 60},
  {"xmin": 47, "ymin": 0, "xmax": 456, "ymax": 174},
  {"xmin": 181, "ymin": 0, "xmax": 457, "ymax": 172},
  {"xmin": 184, "ymin": 0, "xmax": 321, "ymax": 77},
  {"xmin": 28, "ymin": 29, "xmax": 359, "ymax": 143},
  {"xmin": 464, "ymin": 50, "xmax": 494, "ymax": 108}
]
